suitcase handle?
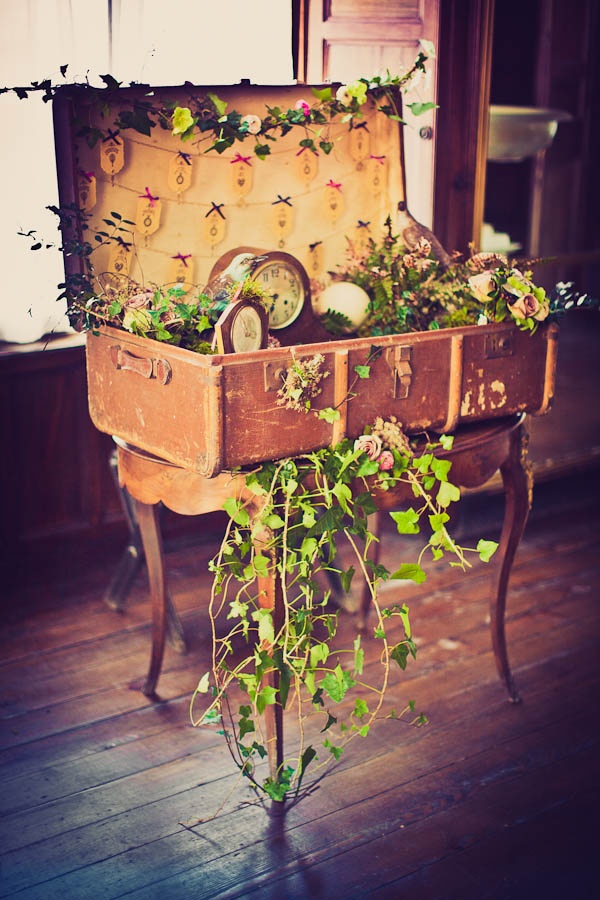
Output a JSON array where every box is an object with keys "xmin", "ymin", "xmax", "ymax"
[{"xmin": 110, "ymin": 345, "xmax": 172, "ymax": 385}]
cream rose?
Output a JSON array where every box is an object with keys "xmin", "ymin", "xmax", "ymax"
[
  {"xmin": 354, "ymin": 434, "xmax": 382, "ymax": 460},
  {"xmin": 241, "ymin": 114, "xmax": 261, "ymax": 135},
  {"xmin": 468, "ymin": 271, "xmax": 496, "ymax": 303}
]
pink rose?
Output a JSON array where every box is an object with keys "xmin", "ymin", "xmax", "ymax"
[
  {"xmin": 354, "ymin": 434, "xmax": 382, "ymax": 460},
  {"xmin": 378, "ymin": 450, "xmax": 394, "ymax": 471},
  {"xmin": 468, "ymin": 271, "xmax": 496, "ymax": 303},
  {"xmin": 126, "ymin": 291, "xmax": 154, "ymax": 309},
  {"xmin": 508, "ymin": 293, "xmax": 539, "ymax": 320},
  {"xmin": 295, "ymin": 99, "xmax": 311, "ymax": 117}
]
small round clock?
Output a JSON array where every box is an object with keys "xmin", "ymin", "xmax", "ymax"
[
  {"xmin": 214, "ymin": 299, "xmax": 269, "ymax": 354},
  {"xmin": 250, "ymin": 251, "xmax": 310, "ymax": 331}
]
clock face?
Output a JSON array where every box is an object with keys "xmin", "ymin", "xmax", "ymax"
[
  {"xmin": 214, "ymin": 298, "xmax": 268, "ymax": 354},
  {"xmin": 231, "ymin": 304, "xmax": 264, "ymax": 352},
  {"xmin": 253, "ymin": 253, "xmax": 308, "ymax": 330}
]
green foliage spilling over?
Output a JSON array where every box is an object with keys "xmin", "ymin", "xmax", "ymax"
[{"xmin": 190, "ymin": 408, "xmax": 498, "ymax": 806}]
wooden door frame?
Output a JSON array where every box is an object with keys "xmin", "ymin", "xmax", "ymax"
[{"xmin": 433, "ymin": 0, "xmax": 495, "ymax": 255}]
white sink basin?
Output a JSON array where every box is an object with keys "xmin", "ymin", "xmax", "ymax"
[{"xmin": 488, "ymin": 105, "xmax": 572, "ymax": 162}]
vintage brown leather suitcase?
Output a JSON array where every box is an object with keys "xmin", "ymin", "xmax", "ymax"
[{"xmin": 86, "ymin": 320, "xmax": 558, "ymax": 476}]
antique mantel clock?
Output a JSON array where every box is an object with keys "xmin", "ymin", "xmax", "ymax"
[
  {"xmin": 213, "ymin": 297, "xmax": 269, "ymax": 354},
  {"xmin": 208, "ymin": 247, "xmax": 331, "ymax": 346}
]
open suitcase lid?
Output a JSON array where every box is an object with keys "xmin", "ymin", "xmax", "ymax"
[{"xmin": 52, "ymin": 77, "xmax": 410, "ymax": 340}]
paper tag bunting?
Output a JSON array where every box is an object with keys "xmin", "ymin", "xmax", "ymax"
[
  {"xmin": 108, "ymin": 242, "xmax": 132, "ymax": 278},
  {"xmin": 168, "ymin": 253, "xmax": 194, "ymax": 289},
  {"xmin": 100, "ymin": 131, "xmax": 125, "ymax": 176},
  {"xmin": 271, "ymin": 197, "xmax": 294, "ymax": 248},
  {"xmin": 307, "ymin": 242, "xmax": 324, "ymax": 278},
  {"xmin": 323, "ymin": 181, "xmax": 344, "ymax": 224},
  {"xmin": 78, "ymin": 171, "xmax": 97, "ymax": 210},
  {"xmin": 295, "ymin": 148, "xmax": 319, "ymax": 185},
  {"xmin": 229, "ymin": 153, "xmax": 253, "ymax": 201},
  {"xmin": 168, "ymin": 152, "xmax": 193, "ymax": 197},
  {"xmin": 367, "ymin": 155, "xmax": 388, "ymax": 196},
  {"xmin": 349, "ymin": 126, "xmax": 371, "ymax": 170},
  {"xmin": 202, "ymin": 203, "xmax": 227, "ymax": 249}
]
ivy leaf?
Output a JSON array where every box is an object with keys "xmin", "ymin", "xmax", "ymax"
[
  {"xmin": 354, "ymin": 364, "xmax": 371, "ymax": 379},
  {"xmin": 437, "ymin": 481, "xmax": 461, "ymax": 508},
  {"xmin": 320, "ymin": 664, "xmax": 355, "ymax": 702},
  {"xmin": 117, "ymin": 106, "xmax": 155, "ymax": 136},
  {"xmin": 354, "ymin": 697, "xmax": 369, "ymax": 719},
  {"xmin": 353, "ymin": 636, "xmax": 364, "ymax": 675},
  {"xmin": 223, "ymin": 496, "xmax": 250, "ymax": 526},
  {"xmin": 431, "ymin": 457, "xmax": 452, "ymax": 482},
  {"xmin": 256, "ymin": 685, "xmax": 278, "ymax": 715},
  {"xmin": 477, "ymin": 539, "xmax": 499, "ymax": 562},
  {"xmin": 195, "ymin": 672, "xmax": 210, "ymax": 693},
  {"xmin": 439, "ymin": 434, "xmax": 454, "ymax": 451},
  {"xmin": 317, "ymin": 407, "xmax": 341, "ymax": 423},
  {"xmin": 207, "ymin": 92, "xmax": 227, "ymax": 116},
  {"xmin": 429, "ymin": 512, "xmax": 449, "ymax": 532},
  {"xmin": 390, "ymin": 642, "xmax": 409, "ymax": 670},
  {"xmin": 390, "ymin": 507, "xmax": 420, "ymax": 534},
  {"xmin": 254, "ymin": 143, "xmax": 271, "ymax": 158},
  {"xmin": 332, "ymin": 481, "xmax": 352, "ymax": 513},
  {"xmin": 391, "ymin": 563, "xmax": 427, "ymax": 584},
  {"xmin": 265, "ymin": 513, "xmax": 285, "ymax": 530},
  {"xmin": 238, "ymin": 715, "xmax": 255, "ymax": 739},
  {"xmin": 323, "ymin": 738, "xmax": 343, "ymax": 760},
  {"xmin": 253, "ymin": 554, "xmax": 270, "ymax": 578},
  {"xmin": 406, "ymin": 101, "xmax": 438, "ymax": 116},
  {"xmin": 340, "ymin": 565, "xmax": 355, "ymax": 593},
  {"xmin": 356, "ymin": 457, "xmax": 380, "ymax": 478},
  {"xmin": 312, "ymin": 86, "xmax": 333, "ymax": 102}
]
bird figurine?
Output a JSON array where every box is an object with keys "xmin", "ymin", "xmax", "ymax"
[
  {"xmin": 203, "ymin": 252, "xmax": 267, "ymax": 310},
  {"xmin": 396, "ymin": 200, "xmax": 452, "ymax": 269}
]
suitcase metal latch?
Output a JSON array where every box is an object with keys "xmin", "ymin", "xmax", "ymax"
[
  {"xmin": 386, "ymin": 345, "xmax": 412, "ymax": 399},
  {"xmin": 485, "ymin": 332, "xmax": 514, "ymax": 358}
]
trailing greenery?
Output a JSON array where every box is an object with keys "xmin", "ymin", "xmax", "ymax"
[{"xmin": 190, "ymin": 406, "xmax": 498, "ymax": 807}]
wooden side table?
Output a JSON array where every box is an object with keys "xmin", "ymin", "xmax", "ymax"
[{"xmin": 114, "ymin": 413, "xmax": 531, "ymax": 778}]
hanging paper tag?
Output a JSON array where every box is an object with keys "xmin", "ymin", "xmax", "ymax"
[
  {"xmin": 78, "ymin": 171, "xmax": 97, "ymax": 210},
  {"xmin": 353, "ymin": 221, "xmax": 372, "ymax": 256},
  {"xmin": 367, "ymin": 155, "xmax": 388, "ymax": 196},
  {"xmin": 307, "ymin": 242, "xmax": 324, "ymax": 278},
  {"xmin": 271, "ymin": 199, "xmax": 294, "ymax": 248},
  {"xmin": 294, "ymin": 148, "xmax": 319, "ymax": 185},
  {"xmin": 168, "ymin": 254, "xmax": 194, "ymax": 289},
  {"xmin": 349, "ymin": 127, "xmax": 371, "ymax": 170},
  {"xmin": 168, "ymin": 153, "xmax": 193, "ymax": 196},
  {"xmin": 108, "ymin": 242, "xmax": 131, "ymax": 278},
  {"xmin": 202, "ymin": 204, "xmax": 227, "ymax": 249},
  {"xmin": 136, "ymin": 197, "xmax": 162, "ymax": 236},
  {"xmin": 323, "ymin": 182, "xmax": 344, "ymax": 224},
  {"xmin": 100, "ymin": 132, "xmax": 125, "ymax": 176},
  {"xmin": 229, "ymin": 153, "xmax": 253, "ymax": 200}
]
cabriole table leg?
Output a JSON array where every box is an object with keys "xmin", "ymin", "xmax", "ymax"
[
  {"xmin": 490, "ymin": 418, "xmax": 532, "ymax": 704},
  {"xmin": 131, "ymin": 497, "xmax": 169, "ymax": 698}
]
